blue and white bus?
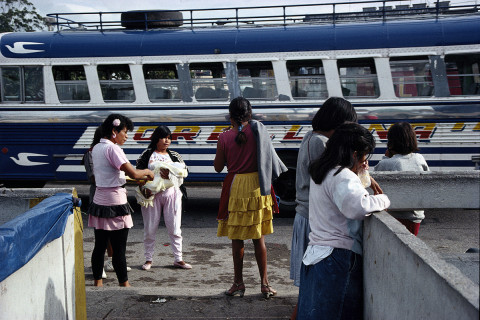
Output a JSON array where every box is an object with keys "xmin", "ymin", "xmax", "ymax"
[{"xmin": 0, "ymin": 0, "xmax": 479, "ymax": 204}]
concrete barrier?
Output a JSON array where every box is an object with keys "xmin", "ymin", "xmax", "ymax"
[
  {"xmin": 364, "ymin": 171, "xmax": 479, "ymax": 320},
  {"xmin": 0, "ymin": 188, "xmax": 86, "ymax": 320},
  {"xmin": 371, "ymin": 171, "xmax": 480, "ymax": 210}
]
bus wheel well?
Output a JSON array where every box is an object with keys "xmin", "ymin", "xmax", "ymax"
[{"xmin": 273, "ymin": 150, "xmax": 298, "ymax": 215}]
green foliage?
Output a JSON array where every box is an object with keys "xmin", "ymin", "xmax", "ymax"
[
  {"xmin": 0, "ymin": 0, "xmax": 46, "ymax": 32},
  {"xmin": 144, "ymin": 64, "xmax": 178, "ymax": 79},
  {"xmin": 97, "ymin": 65, "xmax": 132, "ymax": 80},
  {"xmin": 52, "ymin": 66, "xmax": 87, "ymax": 81}
]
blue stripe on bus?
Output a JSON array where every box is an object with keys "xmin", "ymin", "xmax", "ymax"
[{"xmin": 1, "ymin": 16, "xmax": 479, "ymax": 58}]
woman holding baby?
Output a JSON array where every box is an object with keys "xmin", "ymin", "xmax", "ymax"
[{"xmin": 135, "ymin": 125, "xmax": 192, "ymax": 271}]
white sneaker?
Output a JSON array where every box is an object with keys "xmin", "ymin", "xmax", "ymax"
[
  {"xmin": 102, "ymin": 269, "xmax": 107, "ymax": 279},
  {"xmin": 105, "ymin": 260, "xmax": 114, "ymax": 272},
  {"xmin": 105, "ymin": 260, "xmax": 131, "ymax": 272}
]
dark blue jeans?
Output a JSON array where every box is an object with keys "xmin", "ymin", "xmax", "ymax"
[{"xmin": 297, "ymin": 248, "xmax": 363, "ymax": 320}]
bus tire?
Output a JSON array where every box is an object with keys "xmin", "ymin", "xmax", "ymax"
[
  {"xmin": 273, "ymin": 169, "xmax": 297, "ymax": 216},
  {"xmin": 121, "ymin": 11, "xmax": 183, "ymax": 29}
]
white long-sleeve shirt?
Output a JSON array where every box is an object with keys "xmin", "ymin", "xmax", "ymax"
[{"xmin": 307, "ymin": 167, "xmax": 390, "ymax": 255}]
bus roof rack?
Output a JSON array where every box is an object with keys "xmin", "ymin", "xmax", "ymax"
[{"xmin": 46, "ymin": 0, "xmax": 479, "ymax": 32}]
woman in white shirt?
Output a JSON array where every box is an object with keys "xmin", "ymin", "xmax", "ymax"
[{"xmin": 296, "ymin": 122, "xmax": 390, "ymax": 320}]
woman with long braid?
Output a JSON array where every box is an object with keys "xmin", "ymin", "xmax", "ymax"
[{"xmin": 214, "ymin": 97, "xmax": 287, "ymax": 298}]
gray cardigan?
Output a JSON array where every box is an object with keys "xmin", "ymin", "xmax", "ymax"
[
  {"xmin": 249, "ymin": 120, "xmax": 288, "ymax": 195},
  {"xmin": 374, "ymin": 153, "xmax": 429, "ymax": 222}
]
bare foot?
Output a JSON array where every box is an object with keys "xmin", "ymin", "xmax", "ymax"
[
  {"xmin": 94, "ymin": 279, "xmax": 103, "ymax": 287},
  {"xmin": 119, "ymin": 281, "xmax": 131, "ymax": 287}
]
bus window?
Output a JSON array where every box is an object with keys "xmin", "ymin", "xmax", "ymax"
[
  {"xmin": 97, "ymin": 64, "xmax": 135, "ymax": 102},
  {"xmin": 338, "ymin": 58, "xmax": 379, "ymax": 98},
  {"xmin": 444, "ymin": 54, "xmax": 480, "ymax": 96},
  {"xmin": 144, "ymin": 64, "xmax": 181, "ymax": 101},
  {"xmin": 190, "ymin": 62, "xmax": 228, "ymax": 101},
  {"xmin": 237, "ymin": 61, "xmax": 277, "ymax": 100},
  {"xmin": 0, "ymin": 66, "xmax": 44, "ymax": 103},
  {"xmin": 389, "ymin": 56, "xmax": 433, "ymax": 97},
  {"xmin": 52, "ymin": 65, "xmax": 90, "ymax": 103},
  {"xmin": 287, "ymin": 60, "xmax": 327, "ymax": 99}
]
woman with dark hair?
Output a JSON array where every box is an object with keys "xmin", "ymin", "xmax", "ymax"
[
  {"xmin": 82, "ymin": 126, "xmax": 103, "ymax": 205},
  {"xmin": 214, "ymin": 97, "xmax": 287, "ymax": 298},
  {"xmin": 289, "ymin": 97, "xmax": 359, "ymax": 318},
  {"xmin": 136, "ymin": 125, "xmax": 192, "ymax": 270},
  {"xmin": 83, "ymin": 126, "xmax": 114, "ymax": 279},
  {"xmin": 88, "ymin": 114, "xmax": 154, "ymax": 287},
  {"xmin": 296, "ymin": 122, "xmax": 390, "ymax": 319},
  {"xmin": 375, "ymin": 122, "xmax": 429, "ymax": 235}
]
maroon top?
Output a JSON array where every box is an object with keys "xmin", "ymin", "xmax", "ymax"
[{"xmin": 218, "ymin": 124, "xmax": 258, "ymax": 173}]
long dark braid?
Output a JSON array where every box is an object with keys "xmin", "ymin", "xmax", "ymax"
[{"xmin": 228, "ymin": 97, "xmax": 252, "ymax": 145}]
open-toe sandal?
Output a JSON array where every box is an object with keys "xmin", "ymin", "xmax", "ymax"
[
  {"xmin": 261, "ymin": 284, "xmax": 277, "ymax": 299},
  {"xmin": 225, "ymin": 282, "xmax": 245, "ymax": 297}
]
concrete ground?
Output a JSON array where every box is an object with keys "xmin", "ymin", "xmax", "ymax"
[
  {"xmin": 80, "ymin": 185, "xmax": 299, "ymax": 320},
  {"xmin": 53, "ymin": 182, "xmax": 479, "ymax": 319}
]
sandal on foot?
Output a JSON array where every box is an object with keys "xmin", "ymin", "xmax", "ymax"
[
  {"xmin": 261, "ymin": 284, "xmax": 277, "ymax": 299},
  {"xmin": 173, "ymin": 261, "xmax": 192, "ymax": 269},
  {"xmin": 225, "ymin": 282, "xmax": 245, "ymax": 297}
]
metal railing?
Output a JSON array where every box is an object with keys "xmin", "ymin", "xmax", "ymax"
[{"xmin": 45, "ymin": 0, "xmax": 480, "ymax": 32}]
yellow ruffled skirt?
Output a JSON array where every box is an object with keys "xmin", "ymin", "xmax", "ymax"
[{"xmin": 217, "ymin": 172, "xmax": 274, "ymax": 240}]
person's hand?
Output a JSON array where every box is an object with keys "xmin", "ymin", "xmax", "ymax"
[
  {"xmin": 369, "ymin": 177, "xmax": 383, "ymax": 195},
  {"xmin": 362, "ymin": 161, "xmax": 370, "ymax": 171},
  {"xmin": 144, "ymin": 169, "xmax": 155, "ymax": 181},
  {"xmin": 141, "ymin": 187, "xmax": 152, "ymax": 198},
  {"xmin": 160, "ymin": 168, "xmax": 170, "ymax": 179}
]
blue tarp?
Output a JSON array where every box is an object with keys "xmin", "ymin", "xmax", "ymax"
[{"xmin": 0, "ymin": 193, "xmax": 75, "ymax": 282}]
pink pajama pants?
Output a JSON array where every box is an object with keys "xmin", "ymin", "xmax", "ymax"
[{"xmin": 141, "ymin": 187, "xmax": 183, "ymax": 263}]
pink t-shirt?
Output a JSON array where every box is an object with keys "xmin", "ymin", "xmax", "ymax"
[
  {"xmin": 92, "ymin": 139, "xmax": 128, "ymax": 188},
  {"xmin": 88, "ymin": 138, "xmax": 133, "ymax": 230},
  {"xmin": 218, "ymin": 125, "xmax": 257, "ymax": 173}
]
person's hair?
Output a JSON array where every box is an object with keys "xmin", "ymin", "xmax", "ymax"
[
  {"xmin": 387, "ymin": 122, "xmax": 419, "ymax": 155},
  {"xmin": 309, "ymin": 122, "xmax": 375, "ymax": 184},
  {"xmin": 101, "ymin": 114, "xmax": 134, "ymax": 139},
  {"xmin": 228, "ymin": 97, "xmax": 252, "ymax": 145},
  {"xmin": 148, "ymin": 125, "xmax": 172, "ymax": 150},
  {"xmin": 90, "ymin": 126, "xmax": 102, "ymax": 148},
  {"xmin": 311, "ymin": 97, "xmax": 357, "ymax": 131}
]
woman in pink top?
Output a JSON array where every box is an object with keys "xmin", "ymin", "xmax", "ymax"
[{"xmin": 87, "ymin": 114, "xmax": 154, "ymax": 287}]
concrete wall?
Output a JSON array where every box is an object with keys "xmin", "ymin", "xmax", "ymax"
[
  {"xmin": 370, "ymin": 171, "xmax": 480, "ymax": 210},
  {"xmin": 0, "ymin": 188, "xmax": 86, "ymax": 320},
  {"xmin": 0, "ymin": 214, "xmax": 75, "ymax": 319},
  {"xmin": 364, "ymin": 171, "xmax": 479, "ymax": 320}
]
